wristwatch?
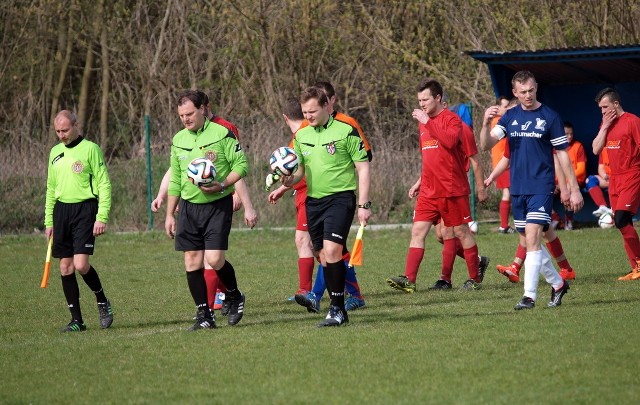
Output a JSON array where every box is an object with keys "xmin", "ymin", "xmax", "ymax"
[
  {"xmin": 219, "ymin": 181, "xmax": 226, "ymax": 194},
  {"xmin": 358, "ymin": 201, "xmax": 372, "ymax": 209}
]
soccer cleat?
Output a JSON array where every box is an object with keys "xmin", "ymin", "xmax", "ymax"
[
  {"xmin": 318, "ymin": 305, "xmax": 349, "ymax": 327},
  {"xmin": 498, "ymin": 226, "xmax": 516, "ymax": 234},
  {"xmin": 345, "ymin": 295, "xmax": 365, "ymax": 311},
  {"xmin": 548, "ymin": 281, "xmax": 570, "ymax": 307},
  {"xmin": 60, "ymin": 320, "xmax": 87, "ymax": 333},
  {"xmin": 429, "ymin": 279, "xmax": 452, "ymax": 290},
  {"xmin": 295, "ymin": 291, "xmax": 320, "ymax": 313},
  {"xmin": 97, "ymin": 299, "xmax": 113, "ymax": 329},
  {"xmin": 226, "ymin": 292, "xmax": 245, "ymax": 326},
  {"xmin": 188, "ymin": 308, "xmax": 216, "ymax": 331},
  {"xmin": 496, "ymin": 264, "xmax": 520, "ymax": 283},
  {"xmin": 592, "ymin": 205, "xmax": 613, "ymax": 218},
  {"xmin": 213, "ymin": 292, "xmax": 224, "ymax": 310},
  {"xmin": 514, "ymin": 296, "xmax": 535, "ymax": 310},
  {"xmin": 385, "ymin": 275, "xmax": 416, "ymax": 293},
  {"xmin": 564, "ymin": 220, "xmax": 573, "ymax": 231},
  {"xmin": 618, "ymin": 267, "xmax": 640, "ymax": 281},
  {"xmin": 478, "ymin": 256, "xmax": 490, "ymax": 282},
  {"xmin": 559, "ymin": 268, "xmax": 576, "ymax": 281},
  {"xmin": 461, "ymin": 279, "xmax": 482, "ymax": 291}
]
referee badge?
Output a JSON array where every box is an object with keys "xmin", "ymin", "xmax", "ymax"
[
  {"xmin": 205, "ymin": 151, "xmax": 217, "ymax": 162},
  {"xmin": 72, "ymin": 160, "xmax": 84, "ymax": 173},
  {"xmin": 326, "ymin": 142, "xmax": 336, "ymax": 155}
]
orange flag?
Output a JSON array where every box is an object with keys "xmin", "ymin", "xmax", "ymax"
[
  {"xmin": 348, "ymin": 223, "xmax": 366, "ymax": 267},
  {"xmin": 40, "ymin": 237, "xmax": 53, "ymax": 288}
]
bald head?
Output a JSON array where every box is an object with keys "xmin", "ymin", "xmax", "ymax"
[{"xmin": 54, "ymin": 110, "xmax": 80, "ymax": 145}]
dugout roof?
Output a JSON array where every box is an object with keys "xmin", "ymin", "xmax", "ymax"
[{"xmin": 467, "ymin": 44, "xmax": 640, "ymax": 219}]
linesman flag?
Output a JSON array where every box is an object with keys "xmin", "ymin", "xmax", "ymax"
[
  {"xmin": 40, "ymin": 237, "xmax": 53, "ymax": 288},
  {"xmin": 348, "ymin": 223, "xmax": 366, "ymax": 267}
]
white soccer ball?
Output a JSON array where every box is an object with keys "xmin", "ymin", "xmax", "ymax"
[
  {"xmin": 468, "ymin": 221, "xmax": 478, "ymax": 234},
  {"xmin": 598, "ymin": 212, "xmax": 615, "ymax": 229},
  {"xmin": 269, "ymin": 147, "xmax": 299, "ymax": 176},
  {"xmin": 187, "ymin": 157, "xmax": 216, "ymax": 187}
]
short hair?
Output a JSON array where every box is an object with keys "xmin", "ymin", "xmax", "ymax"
[
  {"xmin": 283, "ymin": 97, "xmax": 304, "ymax": 120},
  {"xmin": 196, "ymin": 90, "xmax": 210, "ymax": 107},
  {"xmin": 177, "ymin": 90, "xmax": 205, "ymax": 108},
  {"xmin": 300, "ymin": 86, "xmax": 328, "ymax": 106},
  {"xmin": 496, "ymin": 96, "xmax": 509, "ymax": 105},
  {"xmin": 55, "ymin": 110, "xmax": 77, "ymax": 125},
  {"xmin": 595, "ymin": 87, "xmax": 621, "ymax": 104},
  {"xmin": 563, "ymin": 121, "xmax": 574, "ymax": 129},
  {"xmin": 511, "ymin": 71, "xmax": 536, "ymax": 88},
  {"xmin": 314, "ymin": 81, "xmax": 336, "ymax": 99},
  {"xmin": 416, "ymin": 78, "xmax": 443, "ymax": 99}
]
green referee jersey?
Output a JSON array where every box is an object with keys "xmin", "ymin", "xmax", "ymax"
[
  {"xmin": 44, "ymin": 136, "xmax": 112, "ymax": 227},
  {"xmin": 294, "ymin": 115, "xmax": 368, "ymax": 199},
  {"xmin": 168, "ymin": 119, "xmax": 248, "ymax": 203}
]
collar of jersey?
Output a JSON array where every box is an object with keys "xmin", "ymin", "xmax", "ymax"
[
  {"xmin": 313, "ymin": 115, "xmax": 335, "ymax": 132},
  {"xmin": 64, "ymin": 136, "xmax": 84, "ymax": 149},
  {"xmin": 187, "ymin": 119, "xmax": 211, "ymax": 136}
]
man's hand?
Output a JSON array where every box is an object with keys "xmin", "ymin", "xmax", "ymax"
[
  {"xmin": 93, "ymin": 221, "xmax": 106, "ymax": 237},
  {"xmin": 151, "ymin": 196, "xmax": 163, "ymax": 212},
  {"xmin": 265, "ymin": 173, "xmax": 281, "ymax": 191},
  {"xmin": 165, "ymin": 215, "xmax": 176, "ymax": 239},
  {"xmin": 412, "ymin": 109, "xmax": 429, "ymax": 124}
]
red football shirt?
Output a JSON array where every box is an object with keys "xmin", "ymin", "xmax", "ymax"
[
  {"xmin": 604, "ymin": 112, "xmax": 640, "ymax": 176},
  {"xmin": 419, "ymin": 108, "xmax": 469, "ymax": 198}
]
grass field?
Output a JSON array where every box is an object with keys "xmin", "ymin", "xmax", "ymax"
[{"xmin": 1, "ymin": 226, "xmax": 639, "ymax": 404}]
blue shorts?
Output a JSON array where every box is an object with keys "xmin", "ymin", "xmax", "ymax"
[{"xmin": 511, "ymin": 194, "xmax": 553, "ymax": 233}]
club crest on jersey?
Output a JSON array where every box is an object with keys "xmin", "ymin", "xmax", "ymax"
[
  {"xmin": 326, "ymin": 142, "xmax": 336, "ymax": 155},
  {"xmin": 205, "ymin": 151, "xmax": 217, "ymax": 162},
  {"xmin": 535, "ymin": 118, "xmax": 546, "ymax": 131},
  {"xmin": 72, "ymin": 160, "xmax": 84, "ymax": 174}
]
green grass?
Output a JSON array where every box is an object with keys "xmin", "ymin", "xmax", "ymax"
[{"xmin": 1, "ymin": 226, "xmax": 638, "ymax": 404}]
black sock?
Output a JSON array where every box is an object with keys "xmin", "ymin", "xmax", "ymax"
[
  {"xmin": 61, "ymin": 273, "xmax": 83, "ymax": 322},
  {"xmin": 215, "ymin": 261, "xmax": 240, "ymax": 299},
  {"xmin": 324, "ymin": 260, "xmax": 346, "ymax": 309},
  {"xmin": 186, "ymin": 269, "xmax": 209, "ymax": 311},
  {"xmin": 81, "ymin": 266, "xmax": 108, "ymax": 302}
]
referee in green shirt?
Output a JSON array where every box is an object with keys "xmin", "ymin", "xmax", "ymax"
[
  {"xmin": 165, "ymin": 90, "xmax": 249, "ymax": 330},
  {"xmin": 44, "ymin": 110, "xmax": 113, "ymax": 332},
  {"xmin": 284, "ymin": 87, "xmax": 371, "ymax": 327}
]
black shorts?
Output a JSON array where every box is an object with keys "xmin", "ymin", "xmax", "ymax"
[
  {"xmin": 305, "ymin": 191, "xmax": 356, "ymax": 252},
  {"xmin": 175, "ymin": 196, "xmax": 233, "ymax": 252},
  {"xmin": 52, "ymin": 200, "xmax": 98, "ymax": 258}
]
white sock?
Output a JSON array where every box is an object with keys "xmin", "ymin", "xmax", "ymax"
[
  {"xmin": 540, "ymin": 246, "xmax": 564, "ymax": 290},
  {"xmin": 523, "ymin": 250, "xmax": 543, "ymax": 301}
]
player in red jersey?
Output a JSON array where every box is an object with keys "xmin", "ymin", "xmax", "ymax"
[
  {"xmin": 430, "ymin": 94, "xmax": 490, "ymax": 289},
  {"xmin": 592, "ymin": 88, "xmax": 640, "ymax": 280},
  {"xmin": 386, "ymin": 78, "xmax": 481, "ymax": 292},
  {"xmin": 151, "ymin": 91, "xmax": 257, "ymax": 313}
]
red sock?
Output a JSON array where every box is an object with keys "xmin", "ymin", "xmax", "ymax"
[
  {"xmin": 513, "ymin": 244, "xmax": 526, "ymax": 271},
  {"xmin": 546, "ymin": 237, "xmax": 571, "ymax": 269},
  {"xmin": 298, "ymin": 257, "xmax": 315, "ymax": 292},
  {"xmin": 441, "ymin": 239, "xmax": 457, "ymax": 282},
  {"xmin": 588, "ymin": 187, "xmax": 608, "ymax": 207},
  {"xmin": 620, "ymin": 224, "xmax": 640, "ymax": 268},
  {"xmin": 463, "ymin": 244, "xmax": 480, "ymax": 282},
  {"xmin": 499, "ymin": 200, "xmax": 511, "ymax": 228},
  {"xmin": 404, "ymin": 247, "xmax": 424, "ymax": 283},
  {"xmin": 455, "ymin": 238, "xmax": 465, "ymax": 259},
  {"xmin": 203, "ymin": 268, "xmax": 219, "ymax": 309}
]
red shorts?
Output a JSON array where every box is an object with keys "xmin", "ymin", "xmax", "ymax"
[
  {"xmin": 495, "ymin": 170, "xmax": 510, "ymax": 189},
  {"xmin": 609, "ymin": 173, "xmax": 640, "ymax": 214},
  {"xmin": 295, "ymin": 189, "xmax": 308, "ymax": 231},
  {"xmin": 414, "ymin": 195, "xmax": 472, "ymax": 227},
  {"xmin": 295, "ymin": 199, "xmax": 308, "ymax": 231}
]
